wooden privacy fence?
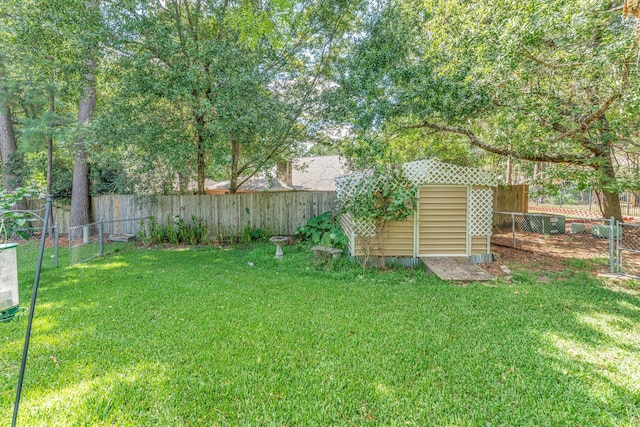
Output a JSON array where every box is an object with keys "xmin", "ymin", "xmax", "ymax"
[
  {"xmin": 21, "ymin": 199, "xmax": 70, "ymax": 231},
  {"xmin": 29, "ymin": 187, "xmax": 531, "ymax": 237},
  {"xmin": 493, "ymin": 185, "xmax": 528, "ymax": 213},
  {"xmin": 89, "ymin": 191, "xmax": 338, "ymax": 237}
]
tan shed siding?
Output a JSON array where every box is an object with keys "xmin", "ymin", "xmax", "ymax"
[
  {"xmin": 471, "ymin": 236, "xmax": 488, "ymax": 255},
  {"xmin": 353, "ymin": 237, "xmax": 365, "ymax": 256},
  {"xmin": 352, "ymin": 218, "xmax": 414, "ymax": 257},
  {"xmin": 371, "ymin": 218, "xmax": 414, "ymax": 257},
  {"xmin": 419, "ymin": 185, "xmax": 467, "ymax": 255}
]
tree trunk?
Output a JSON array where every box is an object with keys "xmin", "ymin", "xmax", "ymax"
[
  {"xmin": 0, "ymin": 63, "xmax": 27, "ymax": 213},
  {"xmin": 506, "ymin": 143, "xmax": 512, "ymax": 185},
  {"xmin": 196, "ymin": 134, "xmax": 206, "ymax": 195},
  {"xmin": 0, "ymin": 63, "xmax": 22, "ymax": 193},
  {"xmin": 595, "ymin": 145, "xmax": 623, "ymax": 222},
  {"xmin": 47, "ymin": 80, "xmax": 55, "ymax": 196},
  {"xmin": 192, "ymin": 106, "xmax": 207, "ymax": 194},
  {"xmin": 70, "ymin": 62, "xmax": 96, "ymax": 229},
  {"xmin": 600, "ymin": 189, "xmax": 623, "ymax": 221},
  {"xmin": 229, "ymin": 136, "xmax": 240, "ymax": 194},
  {"xmin": 0, "ymin": 103, "xmax": 20, "ymax": 191}
]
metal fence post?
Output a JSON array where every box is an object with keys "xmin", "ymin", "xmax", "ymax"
[
  {"xmin": 511, "ymin": 213, "xmax": 516, "ymax": 249},
  {"xmin": 54, "ymin": 224, "xmax": 59, "ymax": 267},
  {"xmin": 559, "ymin": 186, "xmax": 563, "ymax": 208},
  {"xmin": 616, "ymin": 220, "xmax": 621, "ymax": 274},
  {"xmin": 68, "ymin": 225, "xmax": 72, "ymax": 265},
  {"xmin": 99, "ymin": 218, "xmax": 104, "ymax": 257},
  {"xmin": 626, "ymin": 192, "xmax": 631, "ymax": 216},
  {"xmin": 609, "ymin": 217, "xmax": 615, "ymax": 273}
]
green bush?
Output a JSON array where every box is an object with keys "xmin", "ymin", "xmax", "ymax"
[
  {"xmin": 295, "ymin": 211, "xmax": 349, "ymax": 249},
  {"xmin": 250, "ymin": 228, "xmax": 269, "ymax": 241}
]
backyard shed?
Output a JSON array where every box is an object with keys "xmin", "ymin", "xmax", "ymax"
[{"xmin": 335, "ymin": 159, "xmax": 498, "ymax": 263}]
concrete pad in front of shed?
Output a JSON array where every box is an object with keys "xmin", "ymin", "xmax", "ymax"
[{"xmin": 420, "ymin": 257, "xmax": 494, "ymax": 282}]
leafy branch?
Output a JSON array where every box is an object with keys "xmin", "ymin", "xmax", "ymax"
[
  {"xmin": 339, "ymin": 164, "xmax": 418, "ymax": 228},
  {"xmin": 0, "ymin": 186, "xmax": 41, "ymax": 242}
]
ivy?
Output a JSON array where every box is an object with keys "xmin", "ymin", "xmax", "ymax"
[{"xmin": 339, "ymin": 164, "xmax": 419, "ymax": 228}]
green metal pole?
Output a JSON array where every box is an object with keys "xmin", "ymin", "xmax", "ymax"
[{"xmin": 12, "ymin": 195, "xmax": 52, "ymax": 427}]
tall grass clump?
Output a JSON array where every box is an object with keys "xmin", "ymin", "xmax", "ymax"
[{"xmin": 139, "ymin": 215, "xmax": 209, "ymax": 245}]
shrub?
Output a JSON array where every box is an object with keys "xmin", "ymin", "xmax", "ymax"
[{"xmin": 295, "ymin": 211, "xmax": 349, "ymax": 249}]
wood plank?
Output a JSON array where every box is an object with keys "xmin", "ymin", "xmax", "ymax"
[{"xmin": 420, "ymin": 257, "xmax": 493, "ymax": 282}]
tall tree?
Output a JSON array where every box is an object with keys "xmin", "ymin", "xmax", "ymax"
[
  {"xmin": 70, "ymin": 58, "xmax": 97, "ymax": 226},
  {"xmin": 69, "ymin": 0, "xmax": 102, "ymax": 226},
  {"xmin": 99, "ymin": 0, "xmax": 362, "ymax": 194},
  {"xmin": 333, "ymin": 0, "xmax": 640, "ymax": 221},
  {"xmin": 1, "ymin": 0, "xmax": 104, "ymax": 212},
  {"xmin": 0, "ymin": 0, "xmax": 25, "ymax": 195}
]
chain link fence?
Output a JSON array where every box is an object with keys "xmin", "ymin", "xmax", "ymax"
[
  {"xmin": 615, "ymin": 221, "xmax": 640, "ymax": 277},
  {"xmin": 68, "ymin": 217, "xmax": 149, "ymax": 266},
  {"xmin": 529, "ymin": 188, "xmax": 640, "ymax": 218},
  {"xmin": 493, "ymin": 211, "xmax": 614, "ymax": 266},
  {"xmin": 1, "ymin": 208, "xmax": 59, "ymax": 274}
]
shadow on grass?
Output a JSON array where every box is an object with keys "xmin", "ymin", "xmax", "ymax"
[{"xmin": 1, "ymin": 244, "xmax": 639, "ymax": 425}]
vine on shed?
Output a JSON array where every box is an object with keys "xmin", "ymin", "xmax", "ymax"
[{"xmin": 339, "ymin": 164, "xmax": 419, "ymax": 267}]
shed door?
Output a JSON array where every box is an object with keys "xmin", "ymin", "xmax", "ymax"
[{"xmin": 417, "ymin": 185, "xmax": 468, "ymax": 256}]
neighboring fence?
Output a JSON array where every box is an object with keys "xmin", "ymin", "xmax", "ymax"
[
  {"xmin": 69, "ymin": 218, "xmax": 148, "ymax": 266},
  {"xmin": 529, "ymin": 189, "xmax": 640, "ymax": 218},
  {"xmin": 24, "ymin": 199, "xmax": 70, "ymax": 232},
  {"xmin": 29, "ymin": 192, "xmax": 338, "ymax": 237},
  {"xmin": 65, "ymin": 192, "xmax": 335, "ymax": 266},
  {"xmin": 91, "ymin": 192, "xmax": 337, "ymax": 238}
]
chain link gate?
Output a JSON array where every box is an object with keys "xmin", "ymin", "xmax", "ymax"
[
  {"xmin": 614, "ymin": 220, "xmax": 640, "ymax": 278},
  {"xmin": 68, "ymin": 217, "xmax": 149, "ymax": 266}
]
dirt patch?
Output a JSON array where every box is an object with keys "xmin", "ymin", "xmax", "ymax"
[{"xmin": 481, "ymin": 231, "xmax": 611, "ymax": 278}]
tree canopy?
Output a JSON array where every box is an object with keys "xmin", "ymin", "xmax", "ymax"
[
  {"xmin": 330, "ymin": 0, "xmax": 640, "ymax": 220},
  {"xmin": 1, "ymin": 0, "xmax": 639, "ymax": 221}
]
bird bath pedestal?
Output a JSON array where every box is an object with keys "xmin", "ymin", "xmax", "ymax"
[{"xmin": 269, "ymin": 236, "xmax": 288, "ymax": 259}]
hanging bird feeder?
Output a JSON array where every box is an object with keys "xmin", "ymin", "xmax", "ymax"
[{"xmin": 0, "ymin": 243, "xmax": 20, "ymax": 322}]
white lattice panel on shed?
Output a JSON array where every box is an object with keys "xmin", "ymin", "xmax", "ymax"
[
  {"xmin": 353, "ymin": 218, "xmax": 376, "ymax": 237},
  {"xmin": 335, "ymin": 158, "xmax": 499, "ymax": 237},
  {"xmin": 469, "ymin": 189, "xmax": 493, "ymax": 236},
  {"xmin": 402, "ymin": 159, "xmax": 497, "ymax": 187},
  {"xmin": 336, "ymin": 159, "xmax": 498, "ymax": 203}
]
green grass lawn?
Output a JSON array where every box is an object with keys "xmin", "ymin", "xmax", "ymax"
[{"xmin": 2, "ymin": 244, "xmax": 639, "ymax": 426}]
